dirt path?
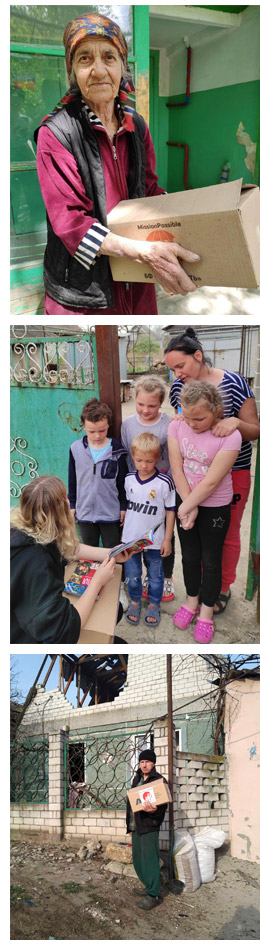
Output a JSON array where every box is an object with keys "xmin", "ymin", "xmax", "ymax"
[{"xmin": 10, "ymin": 838, "xmax": 260, "ymax": 940}]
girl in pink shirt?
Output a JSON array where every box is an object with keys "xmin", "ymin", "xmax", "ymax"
[{"xmin": 168, "ymin": 380, "xmax": 241, "ymax": 643}]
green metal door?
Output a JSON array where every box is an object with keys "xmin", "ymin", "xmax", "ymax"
[{"xmin": 10, "ymin": 327, "xmax": 98, "ymax": 503}]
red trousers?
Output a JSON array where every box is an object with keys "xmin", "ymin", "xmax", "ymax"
[{"xmin": 221, "ymin": 469, "xmax": 251, "ymax": 590}]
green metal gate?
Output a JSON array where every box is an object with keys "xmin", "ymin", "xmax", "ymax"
[{"xmin": 10, "ymin": 327, "xmax": 98, "ymax": 503}]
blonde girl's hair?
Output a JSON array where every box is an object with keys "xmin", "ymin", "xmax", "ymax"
[
  {"xmin": 181, "ymin": 380, "xmax": 224, "ymax": 420},
  {"xmin": 135, "ymin": 375, "xmax": 166, "ymax": 406},
  {"xmin": 10, "ymin": 475, "xmax": 80, "ymax": 560},
  {"xmin": 131, "ymin": 432, "xmax": 161, "ymax": 459}
]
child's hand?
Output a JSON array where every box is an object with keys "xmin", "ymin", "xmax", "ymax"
[
  {"xmin": 160, "ymin": 538, "xmax": 172, "ymax": 557},
  {"xmin": 70, "ymin": 508, "xmax": 76, "ymax": 519},
  {"xmin": 120, "ymin": 510, "xmax": 126, "ymax": 526},
  {"xmin": 179, "ymin": 506, "xmax": 198, "ymax": 530},
  {"xmin": 115, "ymin": 550, "xmax": 132, "ymax": 563}
]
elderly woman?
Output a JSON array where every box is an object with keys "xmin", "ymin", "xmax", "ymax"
[
  {"xmin": 164, "ymin": 326, "xmax": 260, "ymax": 616},
  {"xmin": 35, "ymin": 13, "xmax": 199, "ymax": 316}
]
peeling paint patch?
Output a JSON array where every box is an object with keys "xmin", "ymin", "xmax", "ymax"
[
  {"xmin": 136, "ymin": 73, "xmax": 149, "ymax": 125},
  {"xmin": 244, "ymin": 817, "xmax": 249, "ymax": 821},
  {"xmin": 249, "ymin": 743, "xmax": 256, "ymax": 759},
  {"xmin": 58, "ymin": 403, "xmax": 82, "ymax": 432},
  {"xmin": 236, "ymin": 122, "xmax": 256, "ymax": 176}
]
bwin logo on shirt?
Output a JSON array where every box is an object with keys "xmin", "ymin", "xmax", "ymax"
[{"xmin": 126, "ymin": 498, "xmax": 158, "ymax": 515}]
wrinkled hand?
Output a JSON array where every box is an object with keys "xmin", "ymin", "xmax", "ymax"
[
  {"xmin": 144, "ymin": 241, "xmax": 200, "ymax": 296},
  {"xmin": 212, "ymin": 417, "xmax": 239, "ymax": 437}
]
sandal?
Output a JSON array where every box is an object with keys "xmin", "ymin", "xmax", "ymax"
[
  {"xmin": 144, "ymin": 603, "xmax": 161, "ymax": 627},
  {"xmin": 173, "ymin": 604, "xmax": 200, "ymax": 630},
  {"xmin": 193, "ymin": 618, "xmax": 214, "ymax": 643},
  {"xmin": 126, "ymin": 602, "xmax": 141, "ymax": 625},
  {"xmin": 213, "ymin": 590, "xmax": 231, "ymax": 615},
  {"xmin": 161, "ymin": 578, "xmax": 175, "ymax": 602}
]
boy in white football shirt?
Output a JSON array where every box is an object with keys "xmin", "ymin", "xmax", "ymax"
[{"xmin": 122, "ymin": 433, "xmax": 176, "ymax": 627}]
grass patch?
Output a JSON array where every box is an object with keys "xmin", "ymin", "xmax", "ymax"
[
  {"xmin": 11, "ymin": 885, "xmax": 32, "ymax": 901},
  {"xmin": 62, "ymin": 881, "xmax": 82, "ymax": 893}
]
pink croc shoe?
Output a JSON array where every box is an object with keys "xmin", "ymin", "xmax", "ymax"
[
  {"xmin": 193, "ymin": 618, "xmax": 214, "ymax": 643},
  {"xmin": 173, "ymin": 604, "xmax": 200, "ymax": 630}
]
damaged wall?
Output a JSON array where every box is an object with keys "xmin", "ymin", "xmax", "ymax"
[
  {"xmin": 14, "ymin": 655, "xmax": 218, "ymax": 755},
  {"xmin": 224, "ymin": 678, "xmax": 260, "ymax": 864}
]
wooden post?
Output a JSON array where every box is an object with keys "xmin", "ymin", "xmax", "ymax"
[
  {"xmin": 41, "ymin": 655, "xmax": 58, "ymax": 689},
  {"xmin": 95, "ymin": 326, "xmax": 122, "ymax": 440}
]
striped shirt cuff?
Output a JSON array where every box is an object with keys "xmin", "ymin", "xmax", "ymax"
[{"xmin": 74, "ymin": 223, "xmax": 109, "ymax": 271}]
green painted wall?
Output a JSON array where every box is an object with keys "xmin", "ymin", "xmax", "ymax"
[{"xmin": 166, "ymin": 80, "xmax": 260, "ymax": 192}]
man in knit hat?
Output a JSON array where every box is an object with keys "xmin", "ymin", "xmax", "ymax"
[{"xmin": 126, "ymin": 749, "xmax": 169, "ymax": 909}]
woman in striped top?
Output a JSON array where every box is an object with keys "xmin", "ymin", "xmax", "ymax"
[{"xmin": 164, "ymin": 327, "xmax": 260, "ymax": 615}]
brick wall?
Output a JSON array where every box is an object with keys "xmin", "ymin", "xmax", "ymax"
[
  {"xmin": 113, "ymin": 655, "xmax": 214, "ymax": 708},
  {"xmin": 11, "ymin": 725, "xmax": 228, "ymax": 845}
]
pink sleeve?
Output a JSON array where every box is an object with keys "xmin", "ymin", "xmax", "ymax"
[
  {"xmin": 220, "ymin": 431, "xmax": 242, "ymax": 451},
  {"xmin": 36, "ymin": 126, "xmax": 103, "ymax": 256},
  {"xmin": 143, "ymin": 124, "xmax": 166, "ymax": 197},
  {"xmin": 168, "ymin": 418, "xmax": 179, "ymax": 439}
]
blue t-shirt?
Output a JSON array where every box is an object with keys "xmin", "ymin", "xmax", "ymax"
[{"xmin": 89, "ymin": 439, "xmax": 112, "ymax": 464}]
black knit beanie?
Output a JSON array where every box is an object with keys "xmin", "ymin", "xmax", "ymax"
[{"xmin": 139, "ymin": 749, "xmax": 156, "ymax": 764}]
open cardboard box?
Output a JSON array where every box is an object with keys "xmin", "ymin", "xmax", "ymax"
[
  {"xmin": 127, "ymin": 778, "xmax": 172, "ymax": 813},
  {"xmin": 107, "ymin": 179, "xmax": 260, "ymax": 289},
  {"xmin": 63, "ymin": 560, "xmax": 121, "ymax": 643}
]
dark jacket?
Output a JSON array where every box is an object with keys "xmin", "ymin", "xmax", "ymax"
[
  {"xmin": 10, "ymin": 527, "xmax": 80, "ymax": 645},
  {"xmin": 34, "ymin": 98, "xmax": 147, "ymax": 310},
  {"xmin": 126, "ymin": 766, "xmax": 169, "ymax": 835},
  {"xmin": 68, "ymin": 435, "xmax": 128, "ymax": 521}
]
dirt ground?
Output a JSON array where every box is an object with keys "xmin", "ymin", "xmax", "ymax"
[
  {"xmin": 10, "ymin": 837, "xmax": 260, "ymax": 941},
  {"xmin": 156, "ymin": 286, "xmax": 260, "ymax": 316},
  {"xmin": 118, "ymin": 392, "xmax": 259, "ymax": 644}
]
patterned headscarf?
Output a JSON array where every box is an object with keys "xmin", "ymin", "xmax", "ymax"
[
  {"xmin": 64, "ymin": 13, "xmax": 128, "ymax": 77},
  {"xmin": 41, "ymin": 12, "xmax": 135, "ymax": 124}
]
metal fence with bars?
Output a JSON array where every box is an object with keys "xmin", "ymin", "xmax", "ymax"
[
  {"xmin": 64, "ymin": 727, "xmax": 154, "ymax": 811},
  {"xmin": 10, "ymin": 739, "xmax": 49, "ymax": 803}
]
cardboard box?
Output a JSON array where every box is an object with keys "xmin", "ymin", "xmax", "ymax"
[
  {"xmin": 127, "ymin": 778, "xmax": 172, "ymax": 813},
  {"xmin": 107, "ymin": 179, "xmax": 260, "ymax": 289},
  {"xmin": 63, "ymin": 561, "xmax": 121, "ymax": 643}
]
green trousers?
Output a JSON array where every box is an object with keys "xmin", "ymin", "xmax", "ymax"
[{"xmin": 132, "ymin": 830, "xmax": 160, "ymax": 897}]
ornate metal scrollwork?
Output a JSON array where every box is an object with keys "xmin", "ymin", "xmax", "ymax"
[{"xmin": 10, "ymin": 436, "xmax": 39, "ymax": 497}]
